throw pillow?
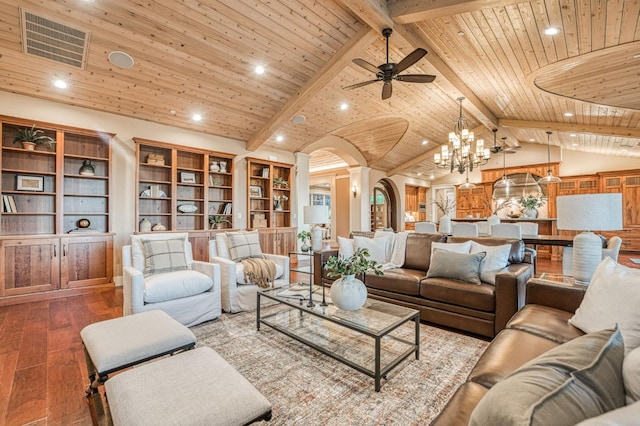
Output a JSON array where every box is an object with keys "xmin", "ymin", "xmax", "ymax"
[
  {"xmin": 569, "ymin": 257, "xmax": 640, "ymax": 354},
  {"xmin": 337, "ymin": 236, "xmax": 355, "ymax": 259},
  {"xmin": 226, "ymin": 230, "xmax": 264, "ymax": 262},
  {"xmin": 431, "ymin": 240, "xmax": 472, "ymax": 255},
  {"xmin": 470, "ymin": 328, "xmax": 626, "ymax": 426},
  {"xmin": 624, "ymin": 346, "xmax": 640, "ymax": 404},
  {"xmin": 426, "ymin": 249, "xmax": 485, "ymax": 285},
  {"xmin": 575, "ymin": 401, "xmax": 640, "ymax": 425},
  {"xmin": 470, "ymin": 241, "xmax": 511, "ymax": 285},
  {"xmin": 140, "ymin": 237, "xmax": 189, "ymax": 276},
  {"xmin": 353, "ymin": 235, "xmax": 392, "ymax": 264}
]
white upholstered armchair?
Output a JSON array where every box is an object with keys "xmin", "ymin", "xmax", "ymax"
[
  {"xmin": 122, "ymin": 233, "xmax": 221, "ymax": 327},
  {"xmin": 209, "ymin": 231, "xmax": 290, "ymax": 313}
]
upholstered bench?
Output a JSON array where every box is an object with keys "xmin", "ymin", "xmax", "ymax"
[
  {"xmin": 81, "ymin": 310, "xmax": 196, "ymax": 395},
  {"xmin": 105, "ymin": 346, "xmax": 273, "ymax": 425}
]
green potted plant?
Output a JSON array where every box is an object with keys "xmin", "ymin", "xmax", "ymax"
[
  {"xmin": 273, "ymin": 176, "xmax": 288, "ymax": 189},
  {"xmin": 324, "ymin": 248, "xmax": 383, "ymax": 311},
  {"xmin": 297, "ymin": 230, "xmax": 311, "ymax": 252},
  {"xmin": 13, "ymin": 125, "xmax": 55, "ymax": 151},
  {"xmin": 518, "ymin": 194, "xmax": 546, "ymax": 218},
  {"xmin": 209, "ymin": 215, "xmax": 230, "ymax": 230}
]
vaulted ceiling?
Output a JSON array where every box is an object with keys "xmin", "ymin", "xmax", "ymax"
[{"xmin": 0, "ymin": 0, "xmax": 638, "ymax": 179}]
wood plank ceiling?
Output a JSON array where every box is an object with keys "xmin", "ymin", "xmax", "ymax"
[{"xmin": 0, "ymin": 0, "xmax": 638, "ymax": 179}]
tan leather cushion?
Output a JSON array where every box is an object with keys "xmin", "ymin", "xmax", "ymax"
[
  {"xmin": 365, "ymin": 268, "xmax": 423, "ymax": 296},
  {"xmin": 403, "ymin": 233, "xmax": 446, "ymax": 271},
  {"xmin": 420, "ymin": 278, "xmax": 495, "ymax": 311},
  {"xmin": 507, "ymin": 304, "xmax": 584, "ymax": 344},
  {"xmin": 447, "ymin": 236, "xmax": 524, "ymax": 264}
]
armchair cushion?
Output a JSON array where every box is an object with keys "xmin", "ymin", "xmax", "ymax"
[
  {"xmin": 236, "ymin": 262, "xmax": 284, "ymax": 285},
  {"xmin": 226, "ymin": 230, "xmax": 264, "ymax": 261},
  {"xmin": 141, "ymin": 237, "xmax": 189, "ymax": 276},
  {"xmin": 143, "ymin": 270, "xmax": 213, "ymax": 304}
]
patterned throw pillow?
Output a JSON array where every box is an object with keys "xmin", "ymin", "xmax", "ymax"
[
  {"xmin": 140, "ymin": 237, "xmax": 189, "ymax": 276},
  {"xmin": 226, "ymin": 230, "xmax": 264, "ymax": 262}
]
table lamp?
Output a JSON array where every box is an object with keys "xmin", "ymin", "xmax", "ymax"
[
  {"xmin": 304, "ymin": 205, "xmax": 329, "ymax": 252},
  {"xmin": 556, "ymin": 193, "xmax": 622, "ymax": 284}
]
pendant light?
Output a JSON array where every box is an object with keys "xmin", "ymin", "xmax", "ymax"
[
  {"xmin": 459, "ymin": 165, "xmax": 476, "ymax": 189},
  {"xmin": 493, "ymin": 132, "xmax": 514, "ymax": 196},
  {"xmin": 538, "ymin": 131, "xmax": 562, "ymax": 183}
]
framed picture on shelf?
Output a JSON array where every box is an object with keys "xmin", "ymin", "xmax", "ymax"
[
  {"xmin": 16, "ymin": 175, "xmax": 44, "ymax": 191},
  {"xmin": 249, "ymin": 185, "xmax": 263, "ymax": 198},
  {"xmin": 180, "ymin": 171, "xmax": 196, "ymax": 183}
]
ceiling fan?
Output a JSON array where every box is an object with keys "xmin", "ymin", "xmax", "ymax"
[
  {"xmin": 489, "ymin": 129, "xmax": 520, "ymax": 154},
  {"xmin": 343, "ymin": 28, "xmax": 435, "ymax": 100}
]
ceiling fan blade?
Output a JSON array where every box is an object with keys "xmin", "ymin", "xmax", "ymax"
[
  {"xmin": 395, "ymin": 48, "xmax": 427, "ymax": 73},
  {"xmin": 382, "ymin": 81, "xmax": 392, "ymax": 100},
  {"xmin": 353, "ymin": 58, "xmax": 381, "ymax": 74},
  {"xmin": 396, "ymin": 74, "xmax": 436, "ymax": 83},
  {"xmin": 343, "ymin": 79, "xmax": 380, "ymax": 90}
]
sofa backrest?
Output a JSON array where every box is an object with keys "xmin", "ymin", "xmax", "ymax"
[
  {"xmin": 446, "ymin": 236, "xmax": 525, "ymax": 264},
  {"xmin": 404, "ymin": 233, "xmax": 447, "ymax": 271}
]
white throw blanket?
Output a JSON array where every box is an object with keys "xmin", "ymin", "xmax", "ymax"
[{"xmin": 379, "ymin": 231, "xmax": 408, "ymax": 270}]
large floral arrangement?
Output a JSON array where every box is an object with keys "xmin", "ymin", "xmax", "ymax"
[{"xmin": 519, "ymin": 194, "xmax": 546, "ymax": 210}]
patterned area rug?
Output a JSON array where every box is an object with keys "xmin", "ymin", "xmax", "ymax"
[{"xmin": 191, "ymin": 306, "xmax": 488, "ymax": 425}]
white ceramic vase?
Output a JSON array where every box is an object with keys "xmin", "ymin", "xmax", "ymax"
[
  {"xmin": 523, "ymin": 207, "xmax": 538, "ymax": 218},
  {"xmin": 210, "ymin": 161, "xmax": 220, "ymax": 172},
  {"xmin": 439, "ymin": 215, "xmax": 451, "ymax": 234},
  {"xmin": 487, "ymin": 214, "xmax": 500, "ymax": 226},
  {"xmin": 330, "ymin": 274, "xmax": 367, "ymax": 311},
  {"xmin": 139, "ymin": 218, "xmax": 151, "ymax": 232}
]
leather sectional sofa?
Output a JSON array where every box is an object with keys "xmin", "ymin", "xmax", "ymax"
[
  {"xmin": 313, "ymin": 233, "xmax": 534, "ymax": 338},
  {"xmin": 431, "ymin": 277, "xmax": 588, "ymax": 424}
]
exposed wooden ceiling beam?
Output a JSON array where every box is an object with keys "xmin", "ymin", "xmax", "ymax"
[
  {"xmin": 389, "ymin": 0, "xmax": 525, "ymax": 24},
  {"xmin": 246, "ymin": 26, "xmax": 378, "ymax": 152},
  {"xmin": 499, "ymin": 119, "xmax": 640, "ymax": 139}
]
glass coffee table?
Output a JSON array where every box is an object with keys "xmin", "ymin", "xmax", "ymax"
[{"xmin": 256, "ymin": 285, "xmax": 420, "ymax": 391}]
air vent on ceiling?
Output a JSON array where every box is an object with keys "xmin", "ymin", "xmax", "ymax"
[{"xmin": 20, "ymin": 8, "xmax": 90, "ymax": 69}]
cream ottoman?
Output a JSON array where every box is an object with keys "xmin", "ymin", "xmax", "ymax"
[
  {"xmin": 81, "ymin": 310, "xmax": 196, "ymax": 393},
  {"xmin": 105, "ymin": 346, "xmax": 273, "ymax": 425}
]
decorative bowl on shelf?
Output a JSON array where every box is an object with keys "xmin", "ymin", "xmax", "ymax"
[
  {"xmin": 507, "ymin": 213, "xmax": 521, "ymax": 218},
  {"xmin": 177, "ymin": 204, "xmax": 197, "ymax": 213}
]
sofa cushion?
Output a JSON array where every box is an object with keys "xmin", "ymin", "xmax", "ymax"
[
  {"xmin": 236, "ymin": 262, "xmax": 284, "ymax": 285},
  {"xmin": 430, "ymin": 381, "xmax": 489, "ymax": 426},
  {"xmin": 420, "ymin": 277, "xmax": 495, "ymax": 312},
  {"xmin": 624, "ymin": 346, "xmax": 640, "ymax": 403},
  {"xmin": 364, "ymin": 268, "xmax": 423, "ymax": 296},
  {"xmin": 447, "ymin": 236, "xmax": 525, "ymax": 264},
  {"xmin": 141, "ymin": 237, "xmax": 189, "ymax": 276},
  {"xmin": 403, "ymin": 233, "xmax": 446, "ymax": 271},
  {"xmin": 143, "ymin": 270, "xmax": 213, "ymax": 303},
  {"xmin": 576, "ymin": 401, "xmax": 640, "ymax": 425},
  {"xmin": 470, "ymin": 328, "xmax": 626, "ymax": 426},
  {"xmin": 507, "ymin": 304, "xmax": 584, "ymax": 344},
  {"xmin": 470, "ymin": 241, "xmax": 511, "ymax": 285},
  {"xmin": 226, "ymin": 230, "xmax": 264, "ymax": 261},
  {"xmin": 569, "ymin": 257, "xmax": 640, "ymax": 354},
  {"xmin": 426, "ymin": 250, "xmax": 485, "ymax": 285}
]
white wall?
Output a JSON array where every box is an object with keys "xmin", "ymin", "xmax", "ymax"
[{"xmin": 0, "ymin": 91, "xmax": 295, "ymax": 280}]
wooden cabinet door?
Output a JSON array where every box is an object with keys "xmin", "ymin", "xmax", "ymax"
[
  {"xmin": 622, "ymin": 176, "xmax": 640, "ymax": 228},
  {"xmin": 60, "ymin": 235, "xmax": 113, "ymax": 289},
  {"xmin": 257, "ymin": 228, "xmax": 276, "ymax": 254},
  {"xmin": 187, "ymin": 231, "xmax": 211, "ymax": 261},
  {"xmin": 275, "ymin": 228, "xmax": 297, "ymax": 256},
  {"xmin": 1, "ymin": 238, "xmax": 60, "ymax": 296}
]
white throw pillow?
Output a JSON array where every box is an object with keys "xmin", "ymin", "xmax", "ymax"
[
  {"xmin": 624, "ymin": 346, "xmax": 640, "ymax": 404},
  {"xmin": 337, "ymin": 236, "xmax": 355, "ymax": 259},
  {"xmin": 431, "ymin": 241, "xmax": 472, "ymax": 254},
  {"xmin": 575, "ymin": 400, "xmax": 640, "ymax": 425},
  {"xmin": 569, "ymin": 257, "xmax": 640, "ymax": 355},
  {"xmin": 130, "ymin": 233, "xmax": 190, "ymax": 271},
  {"xmin": 353, "ymin": 235, "xmax": 391, "ymax": 264},
  {"xmin": 470, "ymin": 242, "xmax": 511, "ymax": 285}
]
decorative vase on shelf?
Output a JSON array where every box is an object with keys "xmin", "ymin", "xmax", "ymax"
[
  {"xmin": 139, "ymin": 218, "xmax": 151, "ymax": 232},
  {"xmin": 487, "ymin": 214, "xmax": 501, "ymax": 226},
  {"xmin": 330, "ymin": 274, "xmax": 367, "ymax": 311},
  {"xmin": 210, "ymin": 161, "xmax": 220, "ymax": 172},
  {"xmin": 301, "ymin": 241, "xmax": 310, "ymax": 252},
  {"xmin": 522, "ymin": 208, "xmax": 538, "ymax": 219},
  {"xmin": 21, "ymin": 141, "xmax": 36, "ymax": 151},
  {"xmin": 439, "ymin": 215, "xmax": 451, "ymax": 234},
  {"xmin": 274, "ymin": 200, "xmax": 283, "ymax": 210},
  {"xmin": 219, "ymin": 161, "xmax": 227, "ymax": 173},
  {"xmin": 79, "ymin": 159, "xmax": 95, "ymax": 176}
]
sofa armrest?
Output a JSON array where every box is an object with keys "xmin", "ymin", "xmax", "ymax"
[
  {"xmin": 191, "ymin": 261, "xmax": 221, "ymax": 294},
  {"xmin": 122, "ymin": 266, "xmax": 144, "ymax": 316},
  {"xmin": 313, "ymin": 248, "xmax": 339, "ymax": 286},
  {"xmin": 494, "ymin": 263, "xmax": 534, "ymax": 335},
  {"xmin": 525, "ymin": 278, "xmax": 586, "ymax": 313},
  {"xmin": 264, "ymin": 253, "xmax": 290, "ymax": 284}
]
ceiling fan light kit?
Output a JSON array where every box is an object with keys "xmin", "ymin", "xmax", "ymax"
[{"xmin": 344, "ymin": 28, "xmax": 435, "ymax": 100}]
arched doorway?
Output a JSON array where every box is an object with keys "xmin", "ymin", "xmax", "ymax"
[{"xmin": 371, "ymin": 179, "xmax": 398, "ymax": 231}]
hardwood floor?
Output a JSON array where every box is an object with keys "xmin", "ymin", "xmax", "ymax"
[{"xmin": 0, "ymin": 254, "xmax": 636, "ymax": 425}]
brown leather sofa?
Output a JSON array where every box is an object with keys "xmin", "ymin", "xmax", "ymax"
[
  {"xmin": 431, "ymin": 278, "xmax": 587, "ymax": 425},
  {"xmin": 313, "ymin": 233, "xmax": 534, "ymax": 338}
]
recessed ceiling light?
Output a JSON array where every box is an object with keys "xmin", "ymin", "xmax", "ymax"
[
  {"xmin": 571, "ymin": 143, "xmax": 579, "ymax": 146},
  {"xmin": 457, "ymin": 31, "xmax": 465, "ymax": 36},
  {"xmin": 564, "ymin": 112, "xmax": 574, "ymax": 117},
  {"xmin": 255, "ymin": 65, "xmax": 265, "ymax": 75},
  {"xmin": 276, "ymin": 135, "xmax": 284, "ymax": 142},
  {"xmin": 340, "ymin": 103, "xmax": 349, "ymax": 111},
  {"xmin": 417, "ymin": 172, "xmax": 422, "ymax": 176},
  {"xmin": 528, "ymin": 138, "xmax": 535, "ymax": 142},
  {"xmin": 292, "ymin": 115, "xmax": 306, "ymax": 124},
  {"xmin": 544, "ymin": 27, "xmax": 560, "ymax": 36},
  {"xmin": 621, "ymin": 149, "xmax": 629, "ymax": 153},
  {"xmin": 108, "ymin": 51, "xmax": 135, "ymax": 69},
  {"xmin": 192, "ymin": 113, "xmax": 202, "ymax": 121},
  {"xmin": 569, "ymin": 133, "xmax": 576, "ymax": 137},
  {"xmin": 430, "ymin": 173, "xmax": 435, "ymax": 180},
  {"xmin": 53, "ymin": 79, "xmax": 68, "ymax": 89},
  {"xmin": 422, "ymin": 140, "xmax": 428, "ymax": 145},
  {"xmin": 634, "ymin": 53, "xmax": 640, "ymax": 59},
  {"xmin": 169, "ymin": 110, "xmax": 176, "ymax": 115}
]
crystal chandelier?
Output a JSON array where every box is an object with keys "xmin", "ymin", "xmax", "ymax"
[{"xmin": 434, "ymin": 97, "xmax": 490, "ymax": 174}]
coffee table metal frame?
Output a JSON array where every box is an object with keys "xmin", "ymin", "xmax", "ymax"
[{"xmin": 256, "ymin": 286, "xmax": 420, "ymax": 391}]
